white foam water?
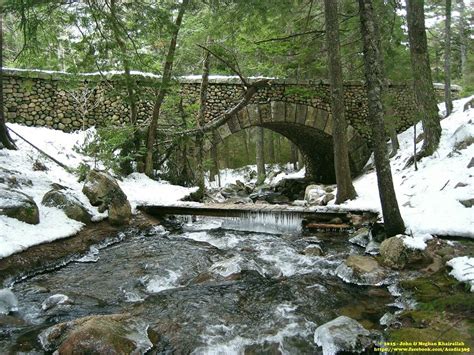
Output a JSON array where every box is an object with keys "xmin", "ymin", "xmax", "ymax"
[{"xmin": 145, "ymin": 270, "xmax": 181, "ymax": 293}]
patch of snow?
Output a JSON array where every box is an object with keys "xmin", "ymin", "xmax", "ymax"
[
  {"xmin": 0, "ymin": 124, "xmax": 196, "ymax": 259},
  {"xmin": 447, "ymin": 256, "xmax": 474, "ymax": 292},
  {"xmin": 400, "ymin": 233, "xmax": 433, "ymax": 250},
  {"xmin": 337, "ymin": 95, "xmax": 474, "ymax": 243}
]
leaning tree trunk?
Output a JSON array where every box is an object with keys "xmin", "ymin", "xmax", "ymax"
[
  {"xmin": 324, "ymin": 0, "xmax": 357, "ymax": 203},
  {"xmin": 359, "ymin": 0, "xmax": 405, "ymax": 236},
  {"xmin": 406, "ymin": 0, "xmax": 441, "ymax": 158},
  {"xmin": 144, "ymin": 0, "xmax": 188, "ymax": 177},
  {"xmin": 0, "ymin": 12, "xmax": 16, "ymax": 150},
  {"xmin": 444, "ymin": 0, "xmax": 453, "ymax": 116},
  {"xmin": 209, "ymin": 131, "xmax": 219, "ymax": 184},
  {"xmin": 255, "ymin": 127, "xmax": 266, "ymax": 185}
]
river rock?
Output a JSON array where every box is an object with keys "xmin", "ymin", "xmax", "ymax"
[
  {"xmin": 314, "ymin": 316, "xmax": 377, "ymax": 354},
  {"xmin": 320, "ymin": 193, "xmax": 335, "ymax": 206},
  {"xmin": 38, "ymin": 314, "xmax": 152, "ymax": 354},
  {"xmin": 0, "ymin": 167, "xmax": 33, "ymax": 188},
  {"xmin": 41, "ymin": 294, "xmax": 72, "ymax": 311},
  {"xmin": 0, "ymin": 289, "xmax": 18, "ymax": 315},
  {"xmin": 349, "ymin": 228, "xmax": 370, "ymax": 248},
  {"xmin": 336, "ymin": 255, "xmax": 387, "ymax": 286},
  {"xmin": 458, "ymin": 198, "xmax": 474, "ymax": 208},
  {"xmin": 365, "ymin": 240, "xmax": 380, "ymax": 255},
  {"xmin": 303, "ymin": 245, "xmax": 323, "ymax": 256},
  {"xmin": 379, "ymin": 236, "xmax": 431, "ymax": 270},
  {"xmin": 42, "ymin": 189, "xmax": 92, "ymax": 224},
  {"xmin": 0, "ymin": 188, "xmax": 39, "ymax": 224},
  {"xmin": 82, "ymin": 170, "xmax": 131, "ymax": 226},
  {"xmin": 304, "ymin": 184, "xmax": 325, "ymax": 204}
]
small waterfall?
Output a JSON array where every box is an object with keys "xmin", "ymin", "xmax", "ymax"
[{"xmin": 222, "ymin": 211, "xmax": 303, "ymax": 234}]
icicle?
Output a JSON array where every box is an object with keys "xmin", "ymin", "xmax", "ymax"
[{"xmin": 222, "ymin": 211, "xmax": 302, "ymax": 234}]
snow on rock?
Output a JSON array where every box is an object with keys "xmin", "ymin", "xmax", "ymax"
[
  {"xmin": 339, "ymin": 95, "xmax": 474, "ymax": 241},
  {"xmin": 447, "ymin": 256, "xmax": 474, "ymax": 292},
  {"xmin": 0, "ymin": 124, "xmax": 196, "ymax": 260}
]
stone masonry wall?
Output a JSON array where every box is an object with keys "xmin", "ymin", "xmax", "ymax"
[{"xmin": 4, "ymin": 69, "xmax": 460, "ymax": 138}]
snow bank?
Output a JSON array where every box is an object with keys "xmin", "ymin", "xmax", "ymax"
[
  {"xmin": 447, "ymin": 256, "xmax": 474, "ymax": 292},
  {"xmin": 0, "ymin": 124, "xmax": 195, "ymax": 259},
  {"xmin": 339, "ymin": 95, "xmax": 474, "ymax": 241}
]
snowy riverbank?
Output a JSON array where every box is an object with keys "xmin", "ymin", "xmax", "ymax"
[{"xmin": 1, "ymin": 96, "xmax": 473, "ymax": 262}]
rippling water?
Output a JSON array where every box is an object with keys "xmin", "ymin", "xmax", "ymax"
[{"xmin": 0, "ymin": 217, "xmax": 394, "ymax": 354}]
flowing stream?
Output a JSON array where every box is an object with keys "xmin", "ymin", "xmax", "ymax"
[{"xmin": 0, "ymin": 216, "xmax": 395, "ymax": 354}]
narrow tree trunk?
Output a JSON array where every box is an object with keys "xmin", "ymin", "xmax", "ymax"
[
  {"xmin": 256, "ymin": 127, "xmax": 266, "ymax": 184},
  {"xmin": 297, "ymin": 150, "xmax": 304, "ymax": 170},
  {"xmin": 406, "ymin": 0, "xmax": 442, "ymax": 158},
  {"xmin": 359, "ymin": 0, "xmax": 405, "ymax": 236},
  {"xmin": 0, "ymin": 12, "xmax": 16, "ymax": 150},
  {"xmin": 243, "ymin": 130, "xmax": 250, "ymax": 163},
  {"xmin": 324, "ymin": 0, "xmax": 357, "ymax": 203},
  {"xmin": 110, "ymin": 0, "xmax": 138, "ymax": 125},
  {"xmin": 223, "ymin": 139, "xmax": 230, "ymax": 168},
  {"xmin": 209, "ymin": 131, "xmax": 219, "ymax": 183},
  {"xmin": 444, "ymin": 0, "xmax": 453, "ymax": 116},
  {"xmin": 195, "ymin": 42, "xmax": 211, "ymax": 196},
  {"xmin": 144, "ymin": 0, "xmax": 188, "ymax": 176},
  {"xmin": 267, "ymin": 130, "xmax": 275, "ymax": 163},
  {"xmin": 458, "ymin": 0, "xmax": 467, "ymax": 82},
  {"xmin": 290, "ymin": 142, "xmax": 298, "ymax": 170}
]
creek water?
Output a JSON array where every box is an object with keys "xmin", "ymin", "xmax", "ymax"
[{"xmin": 0, "ymin": 216, "xmax": 395, "ymax": 354}]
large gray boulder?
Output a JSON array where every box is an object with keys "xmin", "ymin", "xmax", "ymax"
[
  {"xmin": 314, "ymin": 316, "xmax": 377, "ymax": 354},
  {"xmin": 379, "ymin": 236, "xmax": 431, "ymax": 270},
  {"xmin": 42, "ymin": 189, "xmax": 92, "ymax": 224},
  {"xmin": 82, "ymin": 170, "xmax": 131, "ymax": 226},
  {"xmin": 38, "ymin": 314, "xmax": 152, "ymax": 354},
  {"xmin": 0, "ymin": 188, "xmax": 39, "ymax": 224}
]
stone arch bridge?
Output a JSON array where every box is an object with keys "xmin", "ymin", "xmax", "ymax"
[{"xmin": 3, "ymin": 70, "xmax": 459, "ymax": 183}]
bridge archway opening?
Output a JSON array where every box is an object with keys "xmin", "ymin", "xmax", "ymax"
[{"xmin": 206, "ymin": 102, "xmax": 371, "ymax": 184}]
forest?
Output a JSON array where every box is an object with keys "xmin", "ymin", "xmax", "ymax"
[{"xmin": 0, "ymin": 1, "xmax": 473, "ymax": 354}]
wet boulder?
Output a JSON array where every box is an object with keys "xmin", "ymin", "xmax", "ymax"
[
  {"xmin": 82, "ymin": 170, "xmax": 131, "ymax": 226},
  {"xmin": 336, "ymin": 255, "xmax": 388, "ymax": 286},
  {"xmin": 349, "ymin": 228, "xmax": 370, "ymax": 248},
  {"xmin": 0, "ymin": 187, "xmax": 39, "ymax": 224},
  {"xmin": 41, "ymin": 294, "xmax": 72, "ymax": 311},
  {"xmin": 314, "ymin": 316, "xmax": 378, "ymax": 354},
  {"xmin": 0, "ymin": 289, "xmax": 18, "ymax": 315},
  {"xmin": 379, "ymin": 236, "xmax": 431, "ymax": 270},
  {"xmin": 42, "ymin": 189, "xmax": 92, "ymax": 224},
  {"xmin": 38, "ymin": 314, "xmax": 152, "ymax": 354}
]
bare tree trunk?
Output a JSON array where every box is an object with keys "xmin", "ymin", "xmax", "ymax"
[
  {"xmin": 223, "ymin": 139, "xmax": 230, "ymax": 168},
  {"xmin": 242, "ymin": 130, "xmax": 250, "ymax": 163},
  {"xmin": 109, "ymin": 0, "xmax": 138, "ymax": 125},
  {"xmin": 359, "ymin": 0, "xmax": 405, "ymax": 236},
  {"xmin": 144, "ymin": 0, "xmax": 188, "ymax": 176},
  {"xmin": 290, "ymin": 142, "xmax": 298, "ymax": 170},
  {"xmin": 444, "ymin": 0, "xmax": 453, "ymax": 116},
  {"xmin": 195, "ymin": 42, "xmax": 211, "ymax": 197},
  {"xmin": 406, "ymin": 0, "xmax": 442, "ymax": 159},
  {"xmin": 267, "ymin": 130, "xmax": 275, "ymax": 163},
  {"xmin": 0, "ymin": 12, "xmax": 16, "ymax": 150},
  {"xmin": 209, "ymin": 131, "xmax": 219, "ymax": 183},
  {"xmin": 458, "ymin": 0, "xmax": 467, "ymax": 82},
  {"xmin": 324, "ymin": 0, "xmax": 357, "ymax": 203},
  {"xmin": 256, "ymin": 127, "xmax": 266, "ymax": 184}
]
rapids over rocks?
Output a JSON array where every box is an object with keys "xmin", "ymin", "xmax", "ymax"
[{"xmin": 0, "ymin": 217, "xmax": 395, "ymax": 354}]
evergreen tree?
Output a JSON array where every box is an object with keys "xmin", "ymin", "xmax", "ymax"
[{"xmin": 358, "ymin": 0, "xmax": 405, "ymax": 236}]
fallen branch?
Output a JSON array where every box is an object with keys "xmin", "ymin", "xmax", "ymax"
[{"xmin": 7, "ymin": 126, "xmax": 72, "ymax": 172}]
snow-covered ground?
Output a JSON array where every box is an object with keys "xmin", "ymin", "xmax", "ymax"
[
  {"xmin": 0, "ymin": 124, "xmax": 196, "ymax": 259},
  {"xmin": 340, "ymin": 95, "xmax": 474, "ymax": 240}
]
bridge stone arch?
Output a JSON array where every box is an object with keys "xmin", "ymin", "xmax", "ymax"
[{"xmin": 206, "ymin": 102, "xmax": 370, "ymax": 184}]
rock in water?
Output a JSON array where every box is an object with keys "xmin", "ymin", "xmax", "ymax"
[
  {"xmin": 379, "ymin": 236, "xmax": 431, "ymax": 270},
  {"xmin": 314, "ymin": 316, "xmax": 375, "ymax": 354},
  {"xmin": 42, "ymin": 189, "xmax": 92, "ymax": 224},
  {"xmin": 335, "ymin": 255, "xmax": 388, "ymax": 286},
  {"xmin": 41, "ymin": 294, "xmax": 71, "ymax": 311},
  {"xmin": 0, "ymin": 289, "xmax": 19, "ymax": 314},
  {"xmin": 38, "ymin": 314, "xmax": 152, "ymax": 354},
  {"xmin": 0, "ymin": 188, "xmax": 40, "ymax": 224},
  {"xmin": 82, "ymin": 170, "xmax": 131, "ymax": 225}
]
